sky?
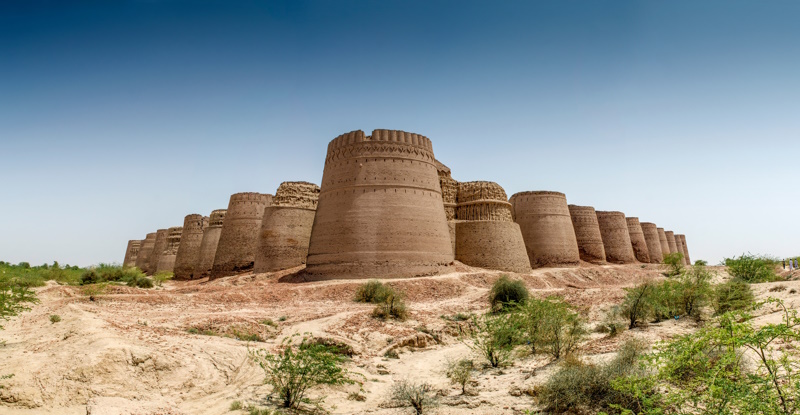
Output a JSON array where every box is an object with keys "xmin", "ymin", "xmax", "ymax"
[{"xmin": 1, "ymin": 0, "xmax": 799, "ymax": 267}]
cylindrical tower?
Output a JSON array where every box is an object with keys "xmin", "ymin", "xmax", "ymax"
[
  {"xmin": 254, "ymin": 181, "xmax": 320, "ymax": 273},
  {"xmin": 196, "ymin": 209, "xmax": 226, "ymax": 278},
  {"xmin": 173, "ymin": 214, "xmax": 208, "ymax": 280},
  {"xmin": 305, "ymin": 129, "xmax": 454, "ymax": 279},
  {"xmin": 123, "ymin": 240, "xmax": 142, "ymax": 268},
  {"xmin": 665, "ymin": 231, "xmax": 679, "ymax": 254},
  {"xmin": 568, "ymin": 205, "xmax": 607, "ymax": 264},
  {"xmin": 596, "ymin": 211, "xmax": 637, "ymax": 264},
  {"xmin": 148, "ymin": 229, "xmax": 169, "ymax": 275},
  {"xmin": 657, "ymin": 227, "xmax": 671, "ymax": 256},
  {"xmin": 156, "ymin": 226, "xmax": 182, "ymax": 273},
  {"xmin": 210, "ymin": 192, "xmax": 273, "ymax": 279},
  {"xmin": 674, "ymin": 234, "xmax": 689, "ymax": 265},
  {"xmin": 454, "ymin": 182, "xmax": 531, "ymax": 273},
  {"xmin": 626, "ymin": 217, "xmax": 651, "ymax": 263},
  {"xmin": 134, "ymin": 232, "xmax": 157, "ymax": 273},
  {"xmin": 510, "ymin": 191, "xmax": 580, "ymax": 268},
  {"xmin": 640, "ymin": 222, "xmax": 664, "ymax": 264},
  {"xmin": 679, "ymin": 235, "xmax": 691, "ymax": 265}
]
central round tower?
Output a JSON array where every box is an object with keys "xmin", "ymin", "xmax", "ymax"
[{"xmin": 305, "ymin": 129, "xmax": 454, "ymax": 279}]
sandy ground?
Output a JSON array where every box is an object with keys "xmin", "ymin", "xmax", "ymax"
[{"xmin": 1, "ymin": 263, "xmax": 798, "ymax": 415}]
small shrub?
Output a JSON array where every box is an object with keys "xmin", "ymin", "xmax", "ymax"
[
  {"xmin": 278, "ymin": 316, "xmax": 287, "ymax": 322},
  {"xmin": 305, "ymin": 337, "xmax": 355, "ymax": 357},
  {"xmin": 445, "ymin": 358, "xmax": 474, "ymax": 394},
  {"xmin": 467, "ymin": 312, "xmax": 519, "ymax": 367},
  {"xmin": 618, "ymin": 283, "xmax": 653, "ymax": 329},
  {"xmin": 390, "ymin": 380, "xmax": 438, "ymax": 415},
  {"xmin": 80, "ymin": 283, "xmax": 108, "ymax": 301},
  {"xmin": 769, "ymin": 284, "xmax": 787, "ymax": 292},
  {"xmin": 724, "ymin": 253, "xmax": 780, "ymax": 283},
  {"xmin": 662, "ymin": 252, "xmax": 685, "ymax": 277},
  {"xmin": 261, "ymin": 318, "xmax": 277, "ymax": 327},
  {"xmin": 713, "ymin": 279, "xmax": 755, "ymax": 315},
  {"xmin": 695, "ymin": 259, "xmax": 708, "ymax": 266},
  {"xmin": 354, "ymin": 280, "xmax": 391, "ymax": 303},
  {"xmin": 231, "ymin": 328, "xmax": 263, "ymax": 342},
  {"xmin": 127, "ymin": 275, "xmax": 154, "ymax": 288},
  {"xmin": 383, "ymin": 348, "xmax": 399, "ymax": 359},
  {"xmin": 372, "ymin": 289, "xmax": 408, "ymax": 321},
  {"xmin": 229, "ymin": 400, "xmax": 242, "ymax": 410},
  {"xmin": 347, "ymin": 391, "xmax": 366, "ymax": 401},
  {"xmin": 489, "ymin": 275, "xmax": 529, "ymax": 312},
  {"xmin": 250, "ymin": 334, "xmax": 357, "ymax": 409},
  {"xmin": 152, "ymin": 271, "xmax": 173, "ymax": 286},
  {"xmin": 80, "ymin": 270, "xmax": 100, "ymax": 285},
  {"xmin": 49, "ymin": 314, "xmax": 61, "ymax": 324}
]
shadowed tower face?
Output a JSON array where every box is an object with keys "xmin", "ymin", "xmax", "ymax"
[
  {"xmin": 254, "ymin": 181, "xmax": 320, "ymax": 273},
  {"xmin": 626, "ymin": 217, "xmax": 651, "ymax": 263},
  {"xmin": 123, "ymin": 240, "xmax": 142, "ymax": 268},
  {"xmin": 640, "ymin": 222, "xmax": 664, "ymax": 264},
  {"xmin": 568, "ymin": 205, "xmax": 607, "ymax": 264},
  {"xmin": 196, "ymin": 209, "xmax": 226, "ymax": 278},
  {"xmin": 657, "ymin": 228, "xmax": 670, "ymax": 256},
  {"xmin": 210, "ymin": 192, "xmax": 273, "ymax": 279},
  {"xmin": 665, "ymin": 231, "xmax": 679, "ymax": 254},
  {"xmin": 156, "ymin": 227, "xmax": 182, "ymax": 273},
  {"xmin": 173, "ymin": 214, "xmax": 208, "ymax": 280},
  {"xmin": 134, "ymin": 232, "xmax": 157, "ymax": 273},
  {"xmin": 454, "ymin": 181, "xmax": 531, "ymax": 273},
  {"xmin": 148, "ymin": 229, "xmax": 169, "ymax": 275},
  {"xmin": 305, "ymin": 129, "xmax": 454, "ymax": 279},
  {"xmin": 596, "ymin": 211, "xmax": 637, "ymax": 264},
  {"xmin": 510, "ymin": 191, "xmax": 580, "ymax": 268},
  {"xmin": 678, "ymin": 235, "xmax": 691, "ymax": 264}
]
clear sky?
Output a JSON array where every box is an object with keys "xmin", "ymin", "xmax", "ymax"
[{"xmin": 1, "ymin": 0, "xmax": 799, "ymax": 267}]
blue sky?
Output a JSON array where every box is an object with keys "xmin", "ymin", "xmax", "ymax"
[{"xmin": 1, "ymin": 0, "xmax": 799, "ymax": 266}]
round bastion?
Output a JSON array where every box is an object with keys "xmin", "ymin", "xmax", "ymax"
[
  {"xmin": 657, "ymin": 227, "xmax": 671, "ymax": 256},
  {"xmin": 665, "ymin": 231, "xmax": 679, "ymax": 255},
  {"xmin": 148, "ymin": 229, "xmax": 169, "ymax": 275},
  {"xmin": 173, "ymin": 214, "xmax": 208, "ymax": 280},
  {"xmin": 305, "ymin": 129, "xmax": 454, "ymax": 279},
  {"xmin": 626, "ymin": 217, "xmax": 651, "ymax": 263},
  {"xmin": 210, "ymin": 192, "xmax": 273, "ymax": 279},
  {"xmin": 596, "ymin": 211, "xmax": 636, "ymax": 264},
  {"xmin": 568, "ymin": 205, "xmax": 607, "ymax": 264},
  {"xmin": 196, "ymin": 209, "xmax": 226, "ymax": 278},
  {"xmin": 134, "ymin": 232, "xmax": 157, "ymax": 273},
  {"xmin": 156, "ymin": 226, "xmax": 182, "ymax": 274},
  {"xmin": 123, "ymin": 240, "xmax": 142, "ymax": 268},
  {"xmin": 640, "ymin": 222, "xmax": 664, "ymax": 264},
  {"xmin": 510, "ymin": 191, "xmax": 580, "ymax": 268}
]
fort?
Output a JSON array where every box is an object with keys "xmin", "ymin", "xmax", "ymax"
[
  {"xmin": 511, "ymin": 191, "xmax": 580, "ymax": 268},
  {"xmin": 123, "ymin": 240, "xmax": 141, "ymax": 268},
  {"xmin": 454, "ymin": 181, "xmax": 531, "ymax": 273},
  {"xmin": 173, "ymin": 214, "xmax": 208, "ymax": 280},
  {"xmin": 147, "ymin": 229, "xmax": 169, "ymax": 275},
  {"xmin": 124, "ymin": 129, "xmax": 693, "ymax": 280},
  {"xmin": 254, "ymin": 181, "xmax": 320, "ymax": 273},
  {"xmin": 626, "ymin": 217, "xmax": 651, "ymax": 263},
  {"xmin": 305, "ymin": 129, "xmax": 454, "ymax": 279},
  {"xmin": 568, "ymin": 205, "xmax": 607, "ymax": 264},
  {"xmin": 596, "ymin": 211, "xmax": 637, "ymax": 264},
  {"xmin": 640, "ymin": 222, "xmax": 664, "ymax": 264},
  {"xmin": 210, "ymin": 193, "xmax": 272, "ymax": 279},
  {"xmin": 156, "ymin": 226, "xmax": 182, "ymax": 274},
  {"xmin": 196, "ymin": 209, "xmax": 226, "ymax": 278},
  {"xmin": 134, "ymin": 232, "xmax": 157, "ymax": 273}
]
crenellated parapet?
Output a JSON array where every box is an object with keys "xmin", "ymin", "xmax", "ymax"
[
  {"xmin": 456, "ymin": 181, "xmax": 512, "ymax": 222},
  {"xmin": 271, "ymin": 181, "xmax": 321, "ymax": 210},
  {"xmin": 435, "ymin": 160, "xmax": 458, "ymax": 221}
]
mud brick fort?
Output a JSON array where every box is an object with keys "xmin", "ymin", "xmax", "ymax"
[{"xmin": 123, "ymin": 129, "xmax": 692, "ymax": 279}]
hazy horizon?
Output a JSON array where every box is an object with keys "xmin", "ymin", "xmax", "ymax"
[{"xmin": 2, "ymin": 0, "xmax": 799, "ymax": 267}]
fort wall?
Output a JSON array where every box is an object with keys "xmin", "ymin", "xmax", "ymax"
[
  {"xmin": 210, "ymin": 192, "xmax": 272, "ymax": 279},
  {"xmin": 123, "ymin": 240, "xmax": 142, "ymax": 268},
  {"xmin": 134, "ymin": 232, "xmax": 157, "ymax": 273},
  {"xmin": 657, "ymin": 227, "xmax": 671, "ymax": 256},
  {"xmin": 640, "ymin": 222, "xmax": 664, "ymax": 264},
  {"xmin": 196, "ymin": 209, "xmax": 226, "ymax": 278},
  {"xmin": 148, "ymin": 229, "xmax": 169, "ymax": 275},
  {"xmin": 596, "ymin": 211, "xmax": 636, "ymax": 264},
  {"xmin": 626, "ymin": 217, "xmax": 651, "ymax": 263},
  {"xmin": 156, "ymin": 226, "xmax": 182, "ymax": 274},
  {"xmin": 568, "ymin": 205, "xmax": 607, "ymax": 264},
  {"xmin": 173, "ymin": 214, "xmax": 208, "ymax": 280},
  {"xmin": 511, "ymin": 191, "xmax": 580, "ymax": 268}
]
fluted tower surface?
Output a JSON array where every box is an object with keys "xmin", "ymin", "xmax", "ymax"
[
  {"xmin": 596, "ymin": 211, "xmax": 637, "ymax": 264},
  {"xmin": 665, "ymin": 231, "xmax": 679, "ymax": 254},
  {"xmin": 123, "ymin": 240, "xmax": 142, "ymax": 268},
  {"xmin": 568, "ymin": 205, "xmax": 607, "ymax": 264},
  {"xmin": 510, "ymin": 191, "xmax": 580, "ymax": 268},
  {"xmin": 657, "ymin": 228, "xmax": 671, "ymax": 256},
  {"xmin": 148, "ymin": 229, "xmax": 169, "ymax": 275},
  {"xmin": 627, "ymin": 217, "xmax": 651, "ymax": 263},
  {"xmin": 134, "ymin": 233, "xmax": 157, "ymax": 273},
  {"xmin": 454, "ymin": 182, "xmax": 531, "ymax": 273},
  {"xmin": 679, "ymin": 235, "xmax": 691, "ymax": 265},
  {"xmin": 173, "ymin": 214, "xmax": 208, "ymax": 280},
  {"xmin": 254, "ymin": 181, "xmax": 320, "ymax": 273},
  {"xmin": 196, "ymin": 209, "xmax": 226, "ymax": 278},
  {"xmin": 305, "ymin": 129, "xmax": 454, "ymax": 279},
  {"xmin": 640, "ymin": 222, "xmax": 664, "ymax": 264},
  {"xmin": 156, "ymin": 226, "xmax": 182, "ymax": 273},
  {"xmin": 211, "ymin": 192, "xmax": 272, "ymax": 279}
]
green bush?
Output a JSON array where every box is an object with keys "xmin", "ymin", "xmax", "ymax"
[
  {"xmin": 49, "ymin": 314, "xmax": 61, "ymax": 324},
  {"xmin": 445, "ymin": 358, "xmax": 474, "ymax": 395},
  {"xmin": 618, "ymin": 283, "xmax": 654, "ymax": 329},
  {"xmin": 713, "ymin": 279, "xmax": 755, "ymax": 315},
  {"xmin": 371, "ymin": 287, "xmax": 408, "ymax": 321},
  {"xmin": 489, "ymin": 275, "xmax": 529, "ymax": 312},
  {"xmin": 467, "ymin": 312, "xmax": 520, "ymax": 367},
  {"xmin": 537, "ymin": 339, "xmax": 648, "ymax": 414},
  {"xmin": 662, "ymin": 252, "xmax": 685, "ymax": 277},
  {"xmin": 250, "ymin": 334, "xmax": 357, "ymax": 409},
  {"xmin": 515, "ymin": 297, "xmax": 585, "ymax": 359},
  {"xmin": 724, "ymin": 253, "xmax": 780, "ymax": 283},
  {"xmin": 354, "ymin": 280, "xmax": 391, "ymax": 303},
  {"xmin": 126, "ymin": 275, "xmax": 154, "ymax": 288}
]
